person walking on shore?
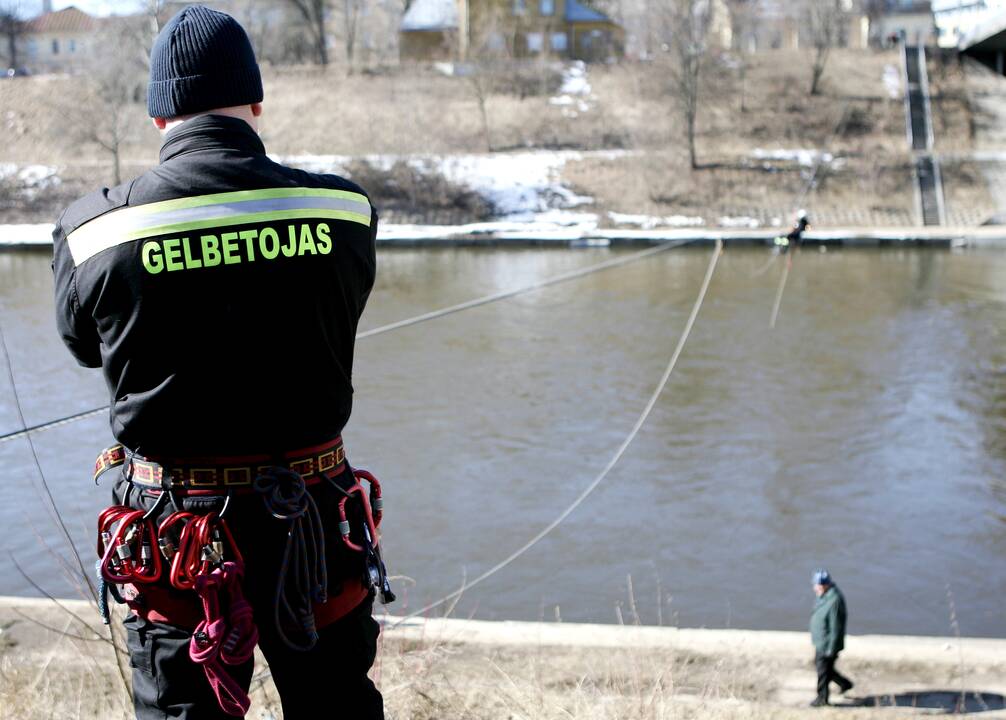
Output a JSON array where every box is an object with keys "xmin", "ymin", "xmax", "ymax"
[
  {"xmin": 809, "ymin": 569, "xmax": 853, "ymax": 706},
  {"xmin": 52, "ymin": 6, "xmax": 388, "ymax": 719}
]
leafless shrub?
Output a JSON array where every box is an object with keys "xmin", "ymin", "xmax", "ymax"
[{"xmin": 343, "ymin": 159, "xmax": 494, "ymax": 223}]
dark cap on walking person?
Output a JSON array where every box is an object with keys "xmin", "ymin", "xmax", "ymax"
[
  {"xmin": 147, "ymin": 5, "xmax": 263, "ymax": 119},
  {"xmin": 813, "ymin": 569, "xmax": 831, "ymax": 586}
]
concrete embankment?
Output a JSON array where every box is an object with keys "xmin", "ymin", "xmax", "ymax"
[
  {"xmin": 5, "ymin": 224, "xmax": 1006, "ymax": 249},
  {"xmin": 1, "ymin": 596, "xmax": 1004, "ymax": 719}
]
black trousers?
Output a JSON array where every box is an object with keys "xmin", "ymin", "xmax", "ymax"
[
  {"xmin": 815, "ymin": 652, "xmax": 852, "ymax": 703},
  {"xmin": 111, "ymin": 467, "xmax": 385, "ymax": 720}
]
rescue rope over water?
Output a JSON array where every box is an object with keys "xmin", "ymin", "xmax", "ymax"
[
  {"xmin": 395, "ymin": 239, "xmax": 724, "ymax": 624},
  {"xmin": 0, "ymin": 239, "xmax": 697, "ymax": 444}
]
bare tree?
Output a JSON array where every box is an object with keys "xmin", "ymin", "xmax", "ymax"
[
  {"xmin": 728, "ymin": 0, "xmax": 760, "ymax": 112},
  {"xmin": 70, "ymin": 18, "xmax": 152, "ymax": 185},
  {"xmin": 805, "ymin": 0, "xmax": 844, "ymax": 96},
  {"xmin": 656, "ymin": 0, "xmax": 712, "ymax": 170},
  {"xmin": 463, "ymin": 0, "xmax": 515, "ymax": 152},
  {"xmin": 338, "ymin": 0, "xmax": 362, "ymax": 70},
  {"xmin": 285, "ymin": 0, "xmax": 329, "ymax": 65},
  {"xmin": 0, "ymin": 0, "xmax": 23, "ymax": 70}
]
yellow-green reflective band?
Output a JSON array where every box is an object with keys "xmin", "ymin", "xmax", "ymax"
[{"xmin": 66, "ymin": 188, "xmax": 371, "ymax": 266}]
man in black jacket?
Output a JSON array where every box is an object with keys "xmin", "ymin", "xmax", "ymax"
[{"xmin": 52, "ymin": 6, "xmax": 384, "ymax": 719}]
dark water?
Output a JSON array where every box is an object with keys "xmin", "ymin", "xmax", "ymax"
[{"xmin": 1, "ymin": 245, "xmax": 1004, "ymax": 637}]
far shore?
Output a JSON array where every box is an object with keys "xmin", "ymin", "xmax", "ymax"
[
  {"xmin": 1, "ymin": 596, "xmax": 1004, "ymax": 719},
  {"xmin": 4, "ymin": 223, "xmax": 1006, "ymax": 249}
]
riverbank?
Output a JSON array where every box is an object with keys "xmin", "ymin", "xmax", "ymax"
[
  {"xmin": 1, "ymin": 597, "xmax": 1003, "ymax": 719},
  {"xmin": 4, "ymin": 223, "xmax": 1006, "ymax": 249}
]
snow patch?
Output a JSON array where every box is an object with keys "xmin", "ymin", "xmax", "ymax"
[
  {"xmin": 749, "ymin": 149, "xmax": 834, "ymax": 167},
  {"xmin": 0, "ymin": 164, "xmax": 61, "ymax": 200},
  {"xmin": 275, "ymin": 150, "xmax": 629, "ymax": 222},
  {"xmin": 0, "ymin": 224, "xmax": 55, "ymax": 245},
  {"xmin": 608, "ymin": 212, "xmax": 705, "ymax": 229},
  {"xmin": 550, "ymin": 61, "xmax": 594, "ymax": 118},
  {"xmin": 883, "ymin": 64, "xmax": 902, "ymax": 100},
  {"xmin": 718, "ymin": 216, "xmax": 761, "ymax": 229}
]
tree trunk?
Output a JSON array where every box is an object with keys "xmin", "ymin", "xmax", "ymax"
[
  {"xmin": 810, "ymin": 46, "xmax": 829, "ymax": 95},
  {"xmin": 477, "ymin": 89, "xmax": 492, "ymax": 152},
  {"xmin": 112, "ymin": 142, "xmax": 122, "ymax": 186},
  {"xmin": 343, "ymin": 0, "xmax": 357, "ymax": 72},
  {"xmin": 687, "ymin": 109, "xmax": 697, "ymax": 170},
  {"xmin": 316, "ymin": 14, "xmax": 328, "ymax": 65},
  {"xmin": 6, "ymin": 27, "xmax": 17, "ymax": 68},
  {"xmin": 739, "ymin": 61, "xmax": 747, "ymax": 113}
]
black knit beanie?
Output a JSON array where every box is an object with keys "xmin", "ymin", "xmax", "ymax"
[{"xmin": 147, "ymin": 5, "xmax": 263, "ymax": 119}]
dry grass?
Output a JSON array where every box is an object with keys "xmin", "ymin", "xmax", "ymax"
[{"xmin": 2, "ymin": 597, "xmax": 1005, "ymax": 720}]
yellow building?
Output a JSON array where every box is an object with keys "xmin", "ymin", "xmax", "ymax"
[{"xmin": 400, "ymin": 0, "xmax": 624, "ymax": 62}]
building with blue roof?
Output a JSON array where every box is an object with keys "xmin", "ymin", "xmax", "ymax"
[{"xmin": 400, "ymin": 0, "xmax": 623, "ymax": 62}]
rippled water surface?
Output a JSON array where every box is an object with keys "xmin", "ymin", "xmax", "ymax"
[{"xmin": 1, "ymin": 246, "xmax": 1004, "ymax": 637}]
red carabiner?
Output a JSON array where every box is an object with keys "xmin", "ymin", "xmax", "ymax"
[
  {"xmin": 353, "ymin": 469, "xmax": 383, "ymax": 528},
  {"xmin": 99, "ymin": 508, "xmax": 162, "ymax": 584},
  {"xmin": 337, "ymin": 481, "xmax": 381, "ymax": 553}
]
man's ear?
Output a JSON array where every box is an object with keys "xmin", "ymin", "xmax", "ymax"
[
  {"xmin": 251, "ymin": 102, "xmax": 263, "ymax": 117},
  {"xmin": 152, "ymin": 117, "xmax": 167, "ymax": 130}
]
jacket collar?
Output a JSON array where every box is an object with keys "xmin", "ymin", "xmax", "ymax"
[{"xmin": 159, "ymin": 114, "xmax": 266, "ymax": 163}]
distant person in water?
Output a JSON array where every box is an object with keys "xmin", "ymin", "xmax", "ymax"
[
  {"xmin": 809, "ymin": 569, "xmax": 854, "ymax": 706},
  {"xmin": 775, "ymin": 211, "xmax": 809, "ymax": 253}
]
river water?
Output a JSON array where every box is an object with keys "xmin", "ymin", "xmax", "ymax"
[{"xmin": 0, "ymin": 245, "xmax": 1004, "ymax": 637}]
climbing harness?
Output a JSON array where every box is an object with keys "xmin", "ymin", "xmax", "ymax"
[
  {"xmin": 91, "ymin": 439, "xmax": 393, "ymax": 666},
  {"xmin": 87, "ymin": 433, "xmax": 393, "ymax": 714}
]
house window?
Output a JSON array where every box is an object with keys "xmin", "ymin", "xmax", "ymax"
[
  {"xmin": 52, "ymin": 39, "xmax": 59, "ymax": 55},
  {"xmin": 540, "ymin": 0, "xmax": 554, "ymax": 15},
  {"xmin": 26, "ymin": 39, "xmax": 37, "ymax": 58},
  {"xmin": 69, "ymin": 39, "xmax": 76, "ymax": 53},
  {"xmin": 550, "ymin": 32, "xmax": 567, "ymax": 52},
  {"xmin": 526, "ymin": 32, "xmax": 544, "ymax": 53}
]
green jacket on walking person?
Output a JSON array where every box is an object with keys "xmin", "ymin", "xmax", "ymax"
[
  {"xmin": 810, "ymin": 581, "xmax": 847, "ymax": 657},
  {"xmin": 809, "ymin": 569, "xmax": 854, "ymax": 706}
]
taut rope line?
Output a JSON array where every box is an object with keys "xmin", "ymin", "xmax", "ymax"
[
  {"xmin": 0, "ymin": 239, "xmax": 696, "ymax": 444},
  {"xmin": 395, "ymin": 240, "xmax": 724, "ymax": 624},
  {"xmin": 769, "ymin": 255, "xmax": 792, "ymax": 330},
  {"xmin": 356, "ymin": 239, "xmax": 695, "ymax": 340},
  {"xmin": 769, "ymin": 103, "xmax": 852, "ymax": 329}
]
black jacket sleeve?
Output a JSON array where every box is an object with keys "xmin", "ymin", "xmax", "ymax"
[
  {"xmin": 361, "ymin": 205, "xmax": 378, "ymax": 311},
  {"xmin": 52, "ymin": 221, "xmax": 102, "ymax": 368}
]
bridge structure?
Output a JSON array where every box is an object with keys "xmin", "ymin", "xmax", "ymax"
[{"xmin": 959, "ymin": 10, "xmax": 1006, "ymax": 74}]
